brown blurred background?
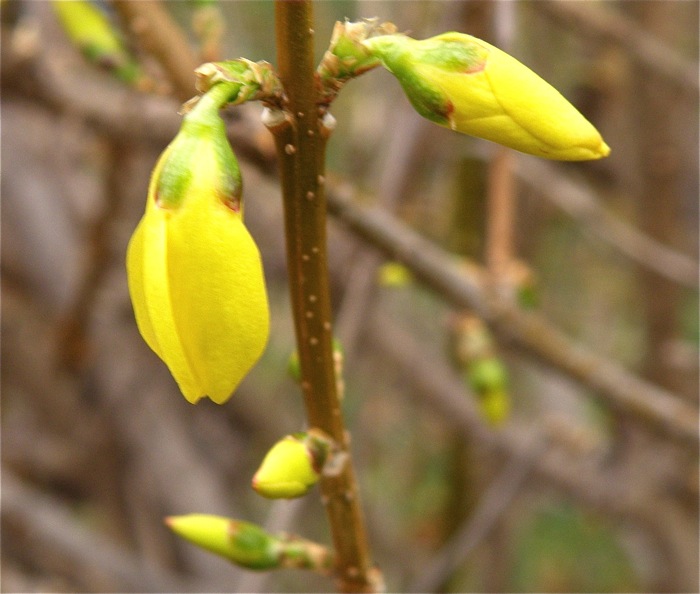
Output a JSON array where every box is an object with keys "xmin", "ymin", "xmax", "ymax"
[{"xmin": 2, "ymin": 1, "xmax": 698, "ymax": 592}]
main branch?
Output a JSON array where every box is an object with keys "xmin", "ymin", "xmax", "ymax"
[{"xmin": 271, "ymin": 2, "xmax": 379, "ymax": 592}]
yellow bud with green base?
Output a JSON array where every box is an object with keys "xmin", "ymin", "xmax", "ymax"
[
  {"xmin": 252, "ymin": 432, "xmax": 330, "ymax": 499},
  {"xmin": 466, "ymin": 357, "xmax": 511, "ymax": 425},
  {"xmin": 126, "ymin": 84, "xmax": 269, "ymax": 404},
  {"xmin": 467, "ymin": 356, "xmax": 508, "ymax": 394},
  {"xmin": 165, "ymin": 514, "xmax": 280, "ymax": 570},
  {"xmin": 52, "ymin": 0, "xmax": 141, "ymax": 83},
  {"xmin": 364, "ymin": 32, "xmax": 610, "ymax": 161}
]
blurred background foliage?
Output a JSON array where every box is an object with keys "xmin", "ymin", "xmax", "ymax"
[{"xmin": 2, "ymin": 1, "xmax": 698, "ymax": 592}]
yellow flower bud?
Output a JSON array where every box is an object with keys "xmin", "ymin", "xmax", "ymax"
[
  {"xmin": 252, "ymin": 433, "xmax": 326, "ymax": 499},
  {"xmin": 52, "ymin": 0, "xmax": 140, "ymax": 83},
  {"xmin": 126, "ymin": 88, "xmax": 269, "ymax": 404},
  {"xmin": 466, "ymin": 357, "xmax": 511, "ymax": 426},
  {"xmin": 165, "ymin": 514, "xmax": 281, "ymax": 569},
  {"xmin": 365, "ymin": 33, "xmax": 610, "ymax": 160},
  {"xmin": 477, "ymin": 389, "xmax": 511, "ymax": 426},
  {"xmin": 467, "ymin": 356, "xmax": 508, "ymax": 395},
  {"xmin": 377, "ymin": 262, "xmax": 413, "ymax": 287}
]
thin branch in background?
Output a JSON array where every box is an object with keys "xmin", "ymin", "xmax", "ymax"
[
  {"xmin": 537, "ymin": 0, "xmax": 699, "ymax": 94},
  {"xmin": 191, "ymin": 1, "xmax": 225, "ymax": 63},
  {"xmin": 515, "ymin": 156, "xmax": 699, "ymax": 289},
  {"xmin": 366, "ymin": 314, "xmax": 697, "ymax": 591},
  {"xmin": 409, "ymin": 439, "xmax": 542, "ymax": 592},
  {"xmin": 365, "ymin": 312, "xmax": 683, "ymax": 518},
  {"xmin": 112, "ymin": 0, "xmax": 200, "ymax": 102},
  {"xmin": 55, "ymin": 139, "xmax": 129, "ymax": 372},
  {"xmin": 2, "ymin": 472, "xmax": 201, "ymax": 593},
  {"xmin": 485, "ymin": 1, "xmax": 518, "ymax": 287},
  {"xmin": 327, "ymin": 183, "xmax": 699, "ymax": 446},
  {"xmin": 335, "ymin": 107, "xmax": 428, "ymax": 360}
]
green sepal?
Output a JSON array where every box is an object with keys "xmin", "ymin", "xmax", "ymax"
[
  {"xmin": 363, "ymin": 32, "xmax": 488, "ymax": 125},
  {"xmin": 406, "ymin": 32, "xmax": 488, "ymax": 73},
  {"xmin": 155, "ymin": 87, "xmax": 242, "ymax": 211},
  {"xmin": 362, "ymin": 35, "xmax": 452, "ymax": 125},
  {"xmin": 194, "ymin": 59, "xmax": 282, "ymax": 105},
  {"xmin": 317, "ymin": 19, "xmax": 397, "ymax": 103}
]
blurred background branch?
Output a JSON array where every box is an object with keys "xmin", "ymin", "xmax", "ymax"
[{"xmin": 2, "ymin": 1, "xmax": 697, "ymax": 592}]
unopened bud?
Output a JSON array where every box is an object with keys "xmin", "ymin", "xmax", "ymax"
[
  {"xmin": 126, "ymin": 85, "xmax": 269, "ymax": 404},
  {"xmin": 477, "ymin": 389, "xmax": 510, "ymax": 426},
  {"xmin": 364, "ymin": 32, "xmax": 610, "ymax": 161},
  {"xmin": 252, "ymin": 431, "xmax": 332, "ymax": 499},
  {"xmin": 165, "ymin": 514, "xmax": 280, "ymax": 570},
  {"xmin": 467, "ymin": 356, "xmax": 508, "ymax": 395}
]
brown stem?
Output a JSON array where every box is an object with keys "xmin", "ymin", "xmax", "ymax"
[
  {"xmin": 271, "ymin": 2, "xmax": 379, "ymax": 592},
  {"xmin": 485, "ymin": 147, "xmax": 515, "ymax": 282}
]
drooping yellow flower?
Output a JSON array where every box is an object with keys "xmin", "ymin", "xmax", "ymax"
[
  {"xmin": 364, "ymin": 32, "xmax": 610, "ymax": 161},
  {"xmin": 126, "ymin": 88, "xmax": 269, "ymax": 404}
]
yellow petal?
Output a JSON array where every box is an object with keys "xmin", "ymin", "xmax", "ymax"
[
  {"xmin": 167, "ymin": 201, "xmax": 269, "ymax": 402},
  {"xmin": 127, "ymin": 198, "xmax": 203, "ymax": 403},
  {"xmin": 429, "ymin": 38, "xmax": 609, "ymax": 160},
  {"xmin": 478, "ymin": 39, "xmax": 609, "ymax": 160}
]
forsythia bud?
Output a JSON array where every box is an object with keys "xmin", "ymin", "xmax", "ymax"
[
  {"xmin": 126, "ymin": 86, "xmax": 269, "ymax": 404},
  {"xmin": 252, "ymin": 432, "xmax": 330, "ymax": 499},
  {"xmin": 364, "ymin": 33, "xmax": 610, "ymax": 160},
  {"xmin": 466, "ymin": 357, "xmax": 510, "ymax": 426},
  {"xmin": 377, "ymin": 262, "xmax": 413, "ymax": 287},
  {"xmin": 477, "ymin": 389, "xmax": 510, "ymax": 426},
  {"xmin": 467, "ymin": 356, "xmax": 508, "ymax": 395},
  {"xmin": 165, "ymin": 514, "xmax": 280, "ymax": 569},
  {"xmin": 52, "ymin": 0, "xmax": 140, "ymax": 83}
]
